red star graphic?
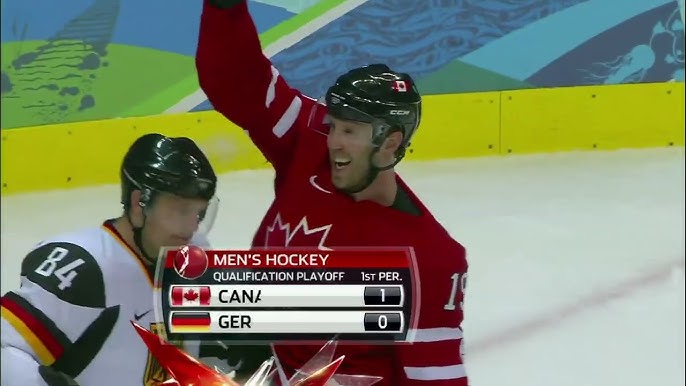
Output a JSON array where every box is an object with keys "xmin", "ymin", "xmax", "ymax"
[
  {"xmin": 131, "ymin": 321, "xmax": 236, "ymax": 385},
  {"xmin": 131, "ymin": 321, "xmax": 344, "ymax": 385}
]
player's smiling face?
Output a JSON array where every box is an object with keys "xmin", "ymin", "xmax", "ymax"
[
  {"xmin": 327, "ymin": 116, "xmax": 376, "ymax": 191},
  {"xmin": 327, "ymin": 116, "xmax": 403, "ymax": 193}
]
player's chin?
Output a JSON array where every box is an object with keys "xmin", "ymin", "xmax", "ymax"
[
  {"xmin": 333, "ymin": 176, "xmax": 365, "ymax": 194},
  {"xmin": 331, "ymin": 175, "xmax": 347, "ymax": 190},
  {"xmin": 168, "ymin": 236, "xmax": 191, "ymax": 246}
]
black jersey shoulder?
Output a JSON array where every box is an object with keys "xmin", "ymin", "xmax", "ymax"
[{"xmin": 21, "ymin": 241, "xmax": 106, "ymax": 308}]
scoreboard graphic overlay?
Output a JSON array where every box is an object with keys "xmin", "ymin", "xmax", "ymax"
[{"xmin": 154, "ymin": 247, "xmax": 419, "ymax": 343}]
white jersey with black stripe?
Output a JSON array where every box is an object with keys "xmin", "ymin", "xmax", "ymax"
[{"xmin": 1, "ymin": 220, "xmax": 208, "ymax": 386}]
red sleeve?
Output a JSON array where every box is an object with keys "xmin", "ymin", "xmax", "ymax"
[
  {"xmin": 395, "ymin": 328, "xmax": 467, "ymax": 385},
  {"xmin": 195, "ymin": 0, "xmax": 319, "ymax": 175},
  {"xmin": 395, "ymin": 241, "xmax": 469, "ymax": 385}
]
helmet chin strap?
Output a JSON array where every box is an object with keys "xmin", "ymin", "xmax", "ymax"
[
  {"xmin": 126, "ymin": 212, "xmax": 156, "ymax": 265},
  {"xmin": 126, "ymin": 193, "xmax": 157, "ymax": 265},
  {"xmin": 341, "ymin": 146, "xmax": 403, "ymax": 194}
]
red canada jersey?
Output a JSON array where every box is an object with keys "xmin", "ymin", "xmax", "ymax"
[{"xmin": 196, "ymin": 1, "xmax": 469, "ymax": 384}]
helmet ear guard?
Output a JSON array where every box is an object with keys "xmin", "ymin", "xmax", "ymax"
[{"xmin": 121, "ymin": 169, "xmax": 153, "ymax": 210}]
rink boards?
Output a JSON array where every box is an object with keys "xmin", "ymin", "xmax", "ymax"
[{"xmin": 1, "ymin": 81, "xmax": 683, "ymax": 195}]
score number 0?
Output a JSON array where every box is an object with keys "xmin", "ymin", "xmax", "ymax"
[
  {"xmin": 378, "ymin": 314, "xmax": 389, "ymax": 329},
  {"xmin": 364, "ymin": 312, "xmax": 402, "ymax": 332}
]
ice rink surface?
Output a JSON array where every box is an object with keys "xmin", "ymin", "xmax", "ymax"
[{"xmin": 2, "ymin": 147, "xmax": 684, "ymax": 385}]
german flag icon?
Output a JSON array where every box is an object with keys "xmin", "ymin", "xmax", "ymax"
[{"xmin": 170, "ymin": 312, "xmax": 211, "ymax": 333}]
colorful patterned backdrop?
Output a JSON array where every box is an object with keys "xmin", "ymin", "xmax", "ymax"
[{"xmin": 1, "ymin": 0, "xmax": 683, "ymax": 129}]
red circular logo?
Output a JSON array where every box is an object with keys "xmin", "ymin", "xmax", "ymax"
[{"xmin": 173, "ymin": 245, "xmax": 208, "ymax": 280}]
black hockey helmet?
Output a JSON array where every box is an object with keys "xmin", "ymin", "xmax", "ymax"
[
  {"xmin": 120, "ymin": 133, "xmax": 217, "ymax": 209},
  {"xmin": 325, "ymin": 63, "xmax": 421, "ymax": 168}
]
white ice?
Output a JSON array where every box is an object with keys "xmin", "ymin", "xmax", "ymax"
[{"xmin": 2, "ymin": 147, "xmax": 684, "ymax": 386}]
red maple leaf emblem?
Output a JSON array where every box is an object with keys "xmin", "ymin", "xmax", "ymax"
[
  {"xmin": 265, "ymin": 214, "xmax": 332, "ymax": 250},
  {"xmin": 184, "ymin": 289, "xmax": 198, "ymax": 302}
]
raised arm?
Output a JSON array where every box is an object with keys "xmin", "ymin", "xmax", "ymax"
[{"xmin": 196, "ymin": 0, "xmax": 320, "ymax": 174}]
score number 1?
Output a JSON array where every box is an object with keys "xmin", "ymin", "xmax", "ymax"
[
  {"xmin": 444, "ymin": 272, "xmax": 467, "ymax": 311},
  {"xmin": 363, "ymin": 286, "xmax": 402, "ymax": 306}
]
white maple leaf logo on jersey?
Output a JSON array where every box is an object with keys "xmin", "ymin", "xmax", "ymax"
[{"xmin": 265, "ymin": 214, "xmax": 332, "ymax": 250}]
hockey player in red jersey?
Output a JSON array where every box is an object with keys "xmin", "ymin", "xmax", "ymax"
[{"xmin": 196, "ymin": 1, "xmax": 469, "ymax": 384}]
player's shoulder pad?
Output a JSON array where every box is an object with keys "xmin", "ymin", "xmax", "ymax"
[{"xmin": 21, "ymin": 241, "xmax": 106, "ymax": 308}]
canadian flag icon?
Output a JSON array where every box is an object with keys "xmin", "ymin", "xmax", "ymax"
[
  {"xmin": 170, "ymin": 286, "xmax": 211, "ymax": 306},
  {"xmin": 392, "ymin": 80, "xmax": 408, "ymax": 92}
]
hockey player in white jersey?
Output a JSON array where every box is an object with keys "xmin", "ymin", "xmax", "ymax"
[{"xmin": 1, "ymin": 133, "xmax": 222, "ymax": 386}]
